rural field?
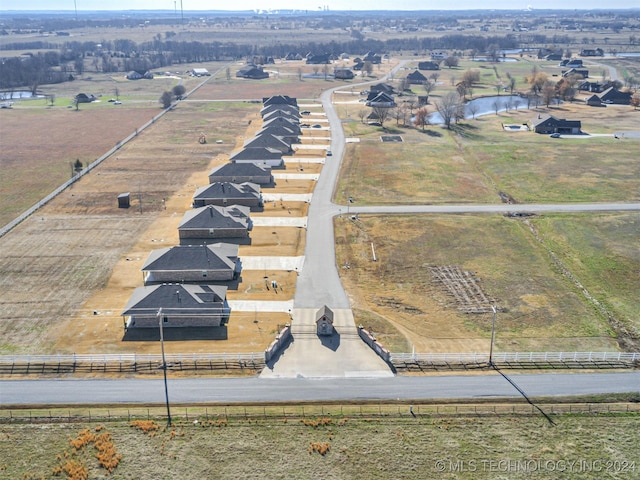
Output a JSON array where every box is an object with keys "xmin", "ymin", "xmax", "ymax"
[{"xmin": 2, "ymin": 406, "xmax": 639, "ymax": 480}]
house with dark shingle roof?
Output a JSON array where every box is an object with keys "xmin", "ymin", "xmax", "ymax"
[
  {"xmin": 236, "ymin": 64, "xmax": 269, "ymax": 79},
  {"xmin": 262, "ymin": 109, "xmax": 301, "ymax": 124},
  {"xmin": 178, "ymin": 205, "xmax": 252, "ymax": 243},
  {"xmin": 192, "ymin": 182, "xmax": 263, "ymax": 210},
  {"xmin": 532, "ymin": 114, "xmax": 581, "ymax": 134},
  {"xmin": 406, "ymin": 70, "xmax": 428, "ymax": 85},
  {"xmin": 141, "ymin": 243, "xmax": 239, "ymax": 284},
  {"xmin": 598, "ymin": 87, "xmax": 632, "ymax": 105},
  {"xmin": 366, "ymin": 92, "xmax": 396, "ymax": 108},
  {"xmin": 122, "ymin": 283, "xmax": 229, "ymax": 329},
  {"xmin": 243, "ymin": 134, "xmax": 294, "ymax": 155},
  {"xmin": 418, "ymin": 61, "xmax": 440, "ymax": 71},
  {"xmin": 255, "ymin": 125, "xmax": 300, "ymax": 144},
  {"xmin": 263, "ymin": 95, "xmax": 298, "ymax": 107},
  {"xmin": 370, "ymin": 83, "xmax": 395, "ymax": 94},
  {"xmin": 229, "ymin": 147, "xmax": 284, "ymax": 168},
  {"xmin": 261, "ymin": 116, "xmax": 302, "ymax": 135},
  {"xmin": 260, "ymin": 104, "xmax": 300, "ymax": 118},
  {"xmin": 334, "ymin": 67, "xmax": 354, "ymax": 79},
  {"xmin": 208, "ymin": 162, "xmax": 273, "ymax": 185}
]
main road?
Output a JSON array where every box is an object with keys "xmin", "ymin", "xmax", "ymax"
[{"xmin": 1, "ymin": 372, "xmax": 639, "ymax": 405}]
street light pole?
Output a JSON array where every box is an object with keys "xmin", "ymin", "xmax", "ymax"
[
  {"xmin": 489, "ymin": 305, "xmax": 497, "ymax": 366},
  {"xmin": 157, "ymin": 308, "xmax": 172, "ymax": 426}
]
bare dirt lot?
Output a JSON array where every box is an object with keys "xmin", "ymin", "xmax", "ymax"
[{"xmin": 0, "ymin": 107, "xmax": 159, "ymax": 226}]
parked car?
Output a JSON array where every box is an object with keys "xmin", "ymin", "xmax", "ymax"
[
  {"xmin": 300, "ymin": 123, "xmax": 310, "ymax": 128},
  {"xmin": 113, "ymin": 101, "xmax": 122, "ymax": 105},
  {"xmin": 300, "ymin": 110, "xmax": 311, "ymax": 115},
  {"xmin": 326, "ymin": 150, "xmax": 332, "ymax": 156},
  {"xmin": 549, "ymin": 133, "xmax": 561, "ymax": 138},
  {"xmin": 312, "ymin": 124, "xmax": 322, "ymax": 128}
]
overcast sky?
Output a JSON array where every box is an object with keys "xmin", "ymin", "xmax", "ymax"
[{"xmin": 6, "ymin": 1, "xmax": 640, "ymax": 11}]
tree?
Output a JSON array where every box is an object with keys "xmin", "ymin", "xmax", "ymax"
[
  {"xmin": 159, "ymin": 91, "xmax": 173, "ymax": 108},
  {"xmin": 631, "ymin": 95, "xmax": 640, "ymax": 110},
  {"xmin": 362, "ymin": 61, "xmax": 373, "ymax": 77},
  {"xmin": 414, "ymin": 106, "xmax": 430, "ymax": 131},
  {"xmin": 114, "ymin": 87, "xmax": 120, "ymax": 101},
  {"xmin": 468, "ymin": 102, "xmax": 479, "ymax": 119},
  {"xmin": 322, "ymin": 64, "xmax": 329, "ymax": 80},
  {"xmin": 226, "ymin": 68, "xmax": 231, "ymax": 81},
  {"xmin": 435, "ymin": 92, "xmax": 463, "ymax": 129},
  {"xmin": 371, "ymin": 106, "xmax": 391, "ymax": 128},
  {"xmin": 358, "ymin": 109, "xmax": 367, "ymax": 124},
  {"xmin": 492, "ymin": 98, "xmax": 502, "ymax": 114},
  {"xmin": 443, "ymin": 55, "xmax": 459, "ymax": 69},
  {"xmin": 423, "ymin": 79, "xmax": 436, "ymax": 103},
  {"xmin": 541, "ymin": 84, "xmax": 556, "ymax": 107},
  {"xmin": 172, "ymin": 84, "xmax": 186, "ymax": 98}
]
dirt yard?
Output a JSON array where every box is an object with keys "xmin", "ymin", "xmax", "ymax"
[{"xmin": 0, "ymin": 94, "xmax": 317, "ymax": 355}]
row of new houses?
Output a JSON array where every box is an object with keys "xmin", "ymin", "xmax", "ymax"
[{"xmin": 120, "ymin": 95, "xmax": 306, "ymax": 335}]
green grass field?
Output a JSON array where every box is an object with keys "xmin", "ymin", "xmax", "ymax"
[{"xmin": 3, "ymin": 406, "xmax": 639, "ymax": 480}]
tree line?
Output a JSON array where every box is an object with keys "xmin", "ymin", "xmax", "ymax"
[{"xmin": 0, "ymin": 31, "xmax": 600, "ymax": 91}]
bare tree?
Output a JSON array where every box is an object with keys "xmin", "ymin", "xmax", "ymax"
[
  {"xmin": 358, "ymin": 109, "xmax": 367, "ymax": 124},
  {"xmin": 468, "ymin": 101, "xmax": 479, "ymax": 119},
  {"xmin": 492, "ymin": 98, "xmax": 502, "ymax": 114},
  {"xmin": 423, "ymin": 79, "xmax": 436, "ymax": 102},
  {"xmin": 435, "ymin": 92, "xmax": 463, "ymax": 129},
  {"xmin": 371, "ymin": 106, "xmax": 391, "ymax": 128},
  {"xmin": 226, "ymin": 68, "xmax": 231, "ymax": 81},
  {"xmin": 363, "ymin": 61, "xmax": 373, "ymax": 77}
]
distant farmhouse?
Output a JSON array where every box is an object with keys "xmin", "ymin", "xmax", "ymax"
[
  {"xmin": 236, "ymin": 64, "xmax": 269, "ymax": 79},
  {"xmin": 334, "ymin": 67, "xmax": 354, "ymax": 79},
  {"xmin": 126, "ymin": 70, "xmax": 153, "ymax": 80},
  {"xmin": 406, "ymin": 70, "xmax": 428, "ymax": 85},
  {"xmin": 418, "ymin": 61, "xmax": 440, "ymax": 71},
  {"xmin": 580, "ymin": 48, "xmax": 604, "ymax": 57},
  {"xmin": 562, "ymin": 68, "xmax": 589, "ymax": 79},
  {"xmin": 585, "ymin": 87, "xmax": 633, "ymax": 107},
  {"xmin": 532, "ymin": 115, "xmax": 582, "ymax": 134},
  {"xmin": 74, "ymin": 93, "xmax": 96, "ymax": 103}
]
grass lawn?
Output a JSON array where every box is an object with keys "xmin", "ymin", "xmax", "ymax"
[{"xmin": 3, "ymin": 410, "xmax": 639, "ymax": 480}]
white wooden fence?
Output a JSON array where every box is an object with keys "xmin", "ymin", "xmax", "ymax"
[{"xmin": 390, "ymin": 351, "xmax": 639, "ymax": 369}]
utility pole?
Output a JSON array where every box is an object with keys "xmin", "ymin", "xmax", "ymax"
[
  {"xmin": 157, "ymin": 308, "xmax": 172, "ymax": 426},
  {"xmin": 489, "ymin": 305, "xmax": 497, "ymax": 366}
]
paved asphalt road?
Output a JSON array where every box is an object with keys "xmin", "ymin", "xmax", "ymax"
[{"xmin": 2, "ymin": 372, "xmax": 638, "ymax": 405}]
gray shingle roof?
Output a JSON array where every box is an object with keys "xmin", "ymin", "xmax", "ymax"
[
  {"xmin": 178, "ymin": 205, "xmax": 250, "ymax": 231},
  {"xmin": 193, "ymin": 182, "xmax": 261, "ymax": 201},
  {"xmin": 122, "ymin": 284, "xmax": 228, "ymax": 316},
  {"xmin": 142, "ymin": 243, "xmax": 238, "ymax": 272}
]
